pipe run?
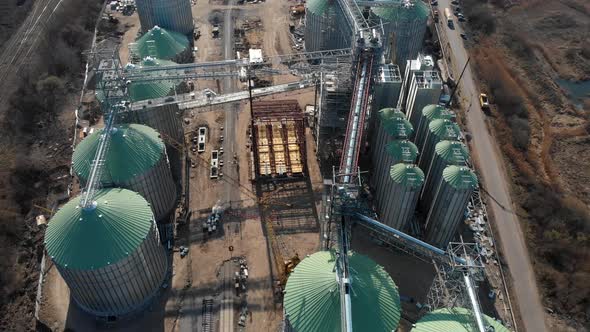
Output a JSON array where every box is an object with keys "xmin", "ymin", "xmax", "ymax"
[{"xmin": 353, "ymin": 213, "xmax": 467, "ymax": 265}]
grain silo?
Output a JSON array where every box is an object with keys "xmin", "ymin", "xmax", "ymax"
[
  {"xmin": 124, "ymin": 102, "xmax": 184, "ymax": 144},
  {"xmin": 418, "ymin": 119, "xmax": 460, "ymax": 172},
  {"xmin": 380, "ymin": 163, "xmax": 424, "ymax": 231},
  {"xmin": 371, "ymin": 0, "xmax": 429, "ymax": 72},
  {"xmin": 44, "ymin": 188, "xmax": 168, "ymax": 318},
  {"xmin": 414, "ymin": 104, "xmax": 455, "ymax": 150},
  {"xmin": 129, "ymin": 26, "xmax": 191, "ymax": 63},
  {"xmin": 375, "ymin": 140, "xmax": 418, "ymax": 212},
  {"xmin": 73, "ymin": 124, "xmax": 177, "ymax": 222},
  {"xmin": 412, "ymin": 307, "xmax": 510, "ymax": 332},
  {"xmin": 421, "ymin": 140, "xmax": 469, "ymax": 208},
  {"xmin": 125, "ymin": 57, "xmax": 177, "ymax": 102},
  {"xmin": 425, "ymin": 165, "xmax": 478, "ymax": 249},
  {"xmin": 283, "ymin": 251, "xmax": 401, "ymax": 332},
  {"xmin": 304, "ymin": 0, "xmax": 352, "ymax": 52},
  {"xmin": 135, "ymin": 0, "xmax": 193, "ymax": 35}
]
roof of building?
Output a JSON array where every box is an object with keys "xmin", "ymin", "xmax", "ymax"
[
  {"xmin": 44, "ymin": 188, "xmax": 154, "ymax": 270},
  {"xmin": 384, "ymin": 117, "xmax": 414, "ymax": 139},
  {"xmin": 411, "ymin": 307, "xmax": 510, "ymax": 332},
  {"xmin": 372, "ymin": 0, "xmax": 429, "ymax": 22},
  {"xmin": 428, "ymin": 119, "xmax": 461, "ymax": 141},
  {"xmin": 305, "ymin": 0, "xmax": 331, "ymax": 15},
  {"xmin": 442, "ymin": 165, "xmax": 478, "ymax": 190},
  {"xmin": 284, "ymin": 251, "xmax": 401, "ymax": 332},
  {"xmin": 73, "ymin": 124, "xmax": 165, "ymax": 184},
  {"xmin": 422, "ymin": 104, "xmax": 454, "ymax": 121},
  {"xmin": 131, "ymin": 25, "xmax": 189, "ymax": 60},
  {"xmin": 126, "ymin": 57, "xmax": 177, "ymax": 101},
  {"xmin": 386, "ymin": 140, "xmax": 419, "ymax": 163},
  {"xmin": 378, "ymin": 107, "xmax": 405, "ymax": 122},
  {"xmin": 390, "ymin": 163, "xmax": 424, "ymax": 187},
  {"xmin": 435, "ymin": 140, "xmax": 469, "ymax": 165}
]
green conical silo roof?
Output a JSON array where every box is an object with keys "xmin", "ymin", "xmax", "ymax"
[
  {"xmin": 422, "ymin": 104, "xmax": 454, "ymax": 121},
  {"xmin": 428, "ymin": 119, "xmax": 460, "ymax": 141},
  {"xmin": 284, "ymin": 251, "xmax": 401, "ymax": 332},
  {"xmin": 126, "ymin": 57, "xmax": 177, "ymax": 101},
  {"xmin": 306, "ymin": 0, "xmax": 330, "ymax": 15},
  {"xmin": 435, "ymin": 140, "xmax": 469, "ymax": 165},
  {"xmin": 378, "ymin": 107, "xmax": 405, "ymax": 122},
  {"xmin": 386, "ymin": 140, "xmax": 418, "ymax": 163},
  {"xmin": 131, "ymin": 25, "xmax": 189, "ymax": 60},
  {"xmin": 372, "ymin": 1, "xmax": 429, "ymax": 22},
  {"xmin": 390, "ymin": 163, "xmax": 424, "ymax": 188},
  {"xmin": 442, "ymin": 165, "xmax": 478, "ymax": 190},
  {"xmin": 411, "ymin": 307, "xmax": 510, "ymax": 332},
  {"xmin": 73, "ymin": 124, "xmax": 165, "ymax": 184},
  {"xmin": 384, "ymin": 117, "xmax": 413, "ymax": 138},
  {"xmin": 44, "ymin": 188, "xmax": 154, "ymax": 270}
]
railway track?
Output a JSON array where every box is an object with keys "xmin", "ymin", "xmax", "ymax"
[{"xmin": 0, "ymin": 0, "xmax": 65, "ymax": 106}]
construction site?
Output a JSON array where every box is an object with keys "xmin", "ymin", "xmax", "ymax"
[{"xmin": 1, "ymin": 0, "xmax": 585, "ymax": 331}]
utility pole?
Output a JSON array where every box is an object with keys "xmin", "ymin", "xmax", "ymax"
[{"xmin": 446, "ymin": 57, "xmax": 470, "ymax": 108}]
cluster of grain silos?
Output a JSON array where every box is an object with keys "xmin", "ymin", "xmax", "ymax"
[
  {"xmin": 370, "ymin": 103, "xmax": 478, "ymax": 249},
  {"xmin": 411, "ymin": 307, "xmax": 509, "ymax": 332},
  {"xmin": 283, "ymin": 251, "xmax": 401, "ymax": 332},
  {"xmin": 44, "ymin": 188, "xmax": 168, "ymax": 318},
  {"xmin": 72, "ymin": 124, "xmax": 177, "ymax": 223},
  {"xmin": 129, "ymin": 25, "xmax": 191, "ymax": 63},
  {"xmin": 425, "ymin": 165, "xmax": 478, "ymax": 248},
  {"xmin": 304, "ymin": 0, "xmax": 352, "ymax": 52},
  {"xmin": 371, "ymin": 1, "xmax": 429, "ymax": 72},
  {"xmin": 135, "ymin": 0, "xmax": 193, "ymax": 35},
  {"xmin": 371, "ymin": 108, "xmax": 422, "ymax": 230}
]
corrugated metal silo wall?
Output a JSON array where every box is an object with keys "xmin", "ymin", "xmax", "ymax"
[
  {"xmin": 58, "ymin": 222, "xmax": 168, "ymax": 317},
  {"xmin": 424, "ymin": 181, "xmax": 473, "ymax": 249},
  {"xmin": 394, "ymin": 18, "xmax": 427, "ymax": 73},
  {"xmin": 420, "ymin": 151, "xmax": 467, "ymax": 209},
  {"xmin": 121, "ymin": 153, "xmax": 177, "ymax": 221},
  {"xmin": 405, "ymin": 84, "xmax": 442, "ymax": 134},
  {"xmin": 381, "ymin": 177, "xmax": 421, "ymax": 231},
  {"xmin": 376, "ymin": 145, "xmax": 416, "ymax": 216},
  {"xmin": 329, "ymin": 4, "xmax": 353, "ymax": 50},
  {"xmin": 414, "ymin": 111, "xmax": 433, "ymax": 151},
  {"xmin": 121, "ymin": 104, "xmax": 184, "ymax": 144},
  {"xmin": 304, "ymin": 11, "xmax": 324, "ymax": 52},
  {"xmin": 136, "ymin": 0, "xmax": 193, "ymax": 34},
  {"xmin": 374, "ymin": 81, "xmax": 402, "ymax": 112},
  {"xmin": 371, "ymin": 122, "xmax": 390, "ymax": 212}
]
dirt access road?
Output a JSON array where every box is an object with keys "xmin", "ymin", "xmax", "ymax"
[{"xmin": 436, "ymin": 0, "xmax": 546, "ymax": 330}]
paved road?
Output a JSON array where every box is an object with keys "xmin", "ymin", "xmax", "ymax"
[
  {"xmin": 435, "ymin": 1, "xmax": 547, "ymax": 331},
  {"xmin": 223, "ymin": 0, "xmax": 240, "ymax": 207}
]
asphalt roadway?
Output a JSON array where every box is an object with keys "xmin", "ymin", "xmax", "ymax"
[
  {"xmin": 223, "ymin": 0, "xmax": 240, "ymax": 207},
  {"xmin": 435, "ymin": 0, "xmax": 547, "ymax": 330}
]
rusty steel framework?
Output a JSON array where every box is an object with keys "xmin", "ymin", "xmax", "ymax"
[{"xmin": 251, "ymin": 100, "xmax": 307, "ymax": 180}]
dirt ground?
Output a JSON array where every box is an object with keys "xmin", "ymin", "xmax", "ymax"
[{"xmin": 464, "ymin": 0, "xmax": 590, "ymax": 330}]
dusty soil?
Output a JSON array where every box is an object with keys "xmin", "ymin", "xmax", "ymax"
[{"xmin": 463, "ymin": 0, "xmax": 590, "ymax": 329}]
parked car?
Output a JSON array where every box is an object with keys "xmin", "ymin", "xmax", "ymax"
[{"xmin": 479, "ymin": 93, "xmax": 490, "ymax": 109}]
